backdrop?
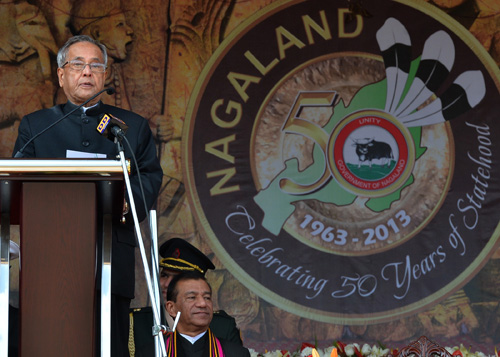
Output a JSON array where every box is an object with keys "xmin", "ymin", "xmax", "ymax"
[{"xmin": 2, "ymin": 0, "xmax": 500, "ymax": 352}]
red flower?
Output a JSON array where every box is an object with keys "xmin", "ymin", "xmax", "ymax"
[
  {"xmin": 452, "ymin": 351, "xmax": 463, "ymax": 357},
  {"xmin": 335, "ymin": 341, "xmax": 347, "ymax": 354},
  {"xmin": 301, "ymin": 342, "xmax": 316, "ymax": 351},
  {"xmin": 354, "ymin": 346, "xmax": 363, "ymax": 357},
  {"xmin": 387, "ymin": 348, "xmax": 399, "ymax": 357}
]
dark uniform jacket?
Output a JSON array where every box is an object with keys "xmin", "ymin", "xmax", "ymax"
[{"xmin": 13, "ymin": 100, "xmax": 163, "ymax": 298}]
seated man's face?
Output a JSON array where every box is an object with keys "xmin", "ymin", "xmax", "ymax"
[
  {"xmin": 160, "ymin": 268, "xmax": 179, "ymax": 301},
  {"xmin": 166, "ymin": 278, "xmax": 213, "ymax": 336}
]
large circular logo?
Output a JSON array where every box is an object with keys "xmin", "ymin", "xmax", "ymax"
[{"xmin": 183, "ymin": 0, "xmax": 500, "ymax": 323}]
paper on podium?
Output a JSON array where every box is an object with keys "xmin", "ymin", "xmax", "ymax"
[{"xmin": 66, "ymin": 150, "xmax": 106, "ymax": 158}]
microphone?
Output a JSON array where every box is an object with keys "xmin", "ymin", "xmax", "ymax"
[
  {"xmin": 104, "ymin": 87, "xmax": 116, "ymax": 95},
  {"xmin": 14, "ymin": 87, "xmax": 115, "ymax": 158},
  {"xmin": 96, "ymin": 113, "xmax": 129, "ymax": 141}
]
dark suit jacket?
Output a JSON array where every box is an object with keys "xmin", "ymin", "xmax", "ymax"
[{"xmin": 13, "ymin": 100, "xmax": 163, "ymax": 298}]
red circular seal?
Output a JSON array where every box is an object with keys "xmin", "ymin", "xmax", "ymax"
[{"xmin": 329, "ymin": 110, "xmax": 415, "ymax": 197}]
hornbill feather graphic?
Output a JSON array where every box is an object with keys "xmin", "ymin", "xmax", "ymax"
[
  {"xmin": 395, "ymin": 30, "xmax": 455, "ymax": 117},
  {"xmin": 376, "ymin": 18, "xmax": 412, "ymax": 114},
  {"xmin": 401, "ymin": 70, "xmax": 486, "ymax": 127},
  {"xmin": 376, "ymin": 18, "xmax": 485, "ymax": 128}
]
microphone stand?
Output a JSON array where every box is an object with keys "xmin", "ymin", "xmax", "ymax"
[{"xmin": 113, "ymin": 137, "xmax": 167, "ymax": 357}]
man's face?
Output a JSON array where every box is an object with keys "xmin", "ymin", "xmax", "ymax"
[
  {"xmin": 57, "ymin": 41, "xmax": 106, "ymax": 106},
  {"xmin": 166, "ymin": 278, "xmax": 213, "ymax": 336},
  {"xmin": 96, "ymin": 13, "xmax": 133, "ymax": 61},
  {"xmin": 160, "ymin": 268, "xmax": 179, "ymax": 301}
]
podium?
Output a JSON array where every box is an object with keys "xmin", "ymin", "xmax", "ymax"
[{"xmin": 0, "ymin": 159, "xmax": 124, "ymax": 357}]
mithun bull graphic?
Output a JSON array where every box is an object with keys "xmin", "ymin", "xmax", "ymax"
[{"xmin": 352, "ymin": 138, "xmax": 394, "ymax": 168}]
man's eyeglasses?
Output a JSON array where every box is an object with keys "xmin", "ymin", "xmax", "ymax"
[{"xmin": 62, "ymin": 60, "xmax": 107, "ymax": 73}]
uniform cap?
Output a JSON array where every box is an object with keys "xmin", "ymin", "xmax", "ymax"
[{"xmin": 159, "ymin": 238, "xmax": 215, "ymax": 275}]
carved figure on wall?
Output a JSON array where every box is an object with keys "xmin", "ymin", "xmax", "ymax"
[
  {"xmin": 35, "ymin": 0, "xmax": 73, "ymax": 46},
  {"xmin": 0, "ymin": 1, "xmax": 36, "ymax": 63},
  {"xmin": 0, "ymin": 1, "xmax": 58, "ymax": 158},
  {"xmin": 15, "ymin": 1, "xmax": 59, "ymax": 84}
]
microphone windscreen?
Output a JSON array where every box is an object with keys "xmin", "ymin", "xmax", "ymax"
[
  {"xmin": 97, "ymin": 113, "xmax": 128, "ymax": 141},
  {"xmin": 106, "ymin": 87, "xmax": 116, "ymax": 95}
]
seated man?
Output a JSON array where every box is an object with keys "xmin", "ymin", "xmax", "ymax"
[
  {"xmin": 165, "ymin": 272, "xmax": 250, "ymax": 357},
  {"xmin": 159, "ymin": 238, "xmax": 243, "ymax": 344},
  {"xmin": 128, "ymin": 238, "xmax": 242, "ymax": 356}
]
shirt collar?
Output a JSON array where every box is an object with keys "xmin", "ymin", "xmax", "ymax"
[
  {"xmin": 179, "ymin": 330, "xmax": 207, "ymax": 344},
  {"xmin": 82, "ymin": 102, "xmax": 99, "ymax": 112},
  {"xmin": 63, "ymin": 100, "xmax": 104, "ymax": 116}
]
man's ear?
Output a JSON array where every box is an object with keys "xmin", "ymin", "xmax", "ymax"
[
  {"xmin": 57, "ymin": 67, "xmax": 64, "ymax": 88},
  {"xmin": 165, "ymin": 301, "xmax": 177, "ymax": 318}
]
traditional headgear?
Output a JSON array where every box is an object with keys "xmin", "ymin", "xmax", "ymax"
[{"xmin": 159, "ymin": 238, "xmax": 215, "ymax": 275}]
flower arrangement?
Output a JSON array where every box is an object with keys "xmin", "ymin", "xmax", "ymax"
[{"xmin": 248, "ymin": 341, "xmax": 493, "ymax": 357}]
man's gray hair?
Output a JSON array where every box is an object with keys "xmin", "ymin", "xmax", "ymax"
[{"xmin": 57, "ymin": 35, "xmax": 108, "ymax": 67}]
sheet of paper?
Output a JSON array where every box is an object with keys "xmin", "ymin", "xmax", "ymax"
[{"xmin": 66, "ymin": 150, "xmax": 106, "ymax": 158}]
